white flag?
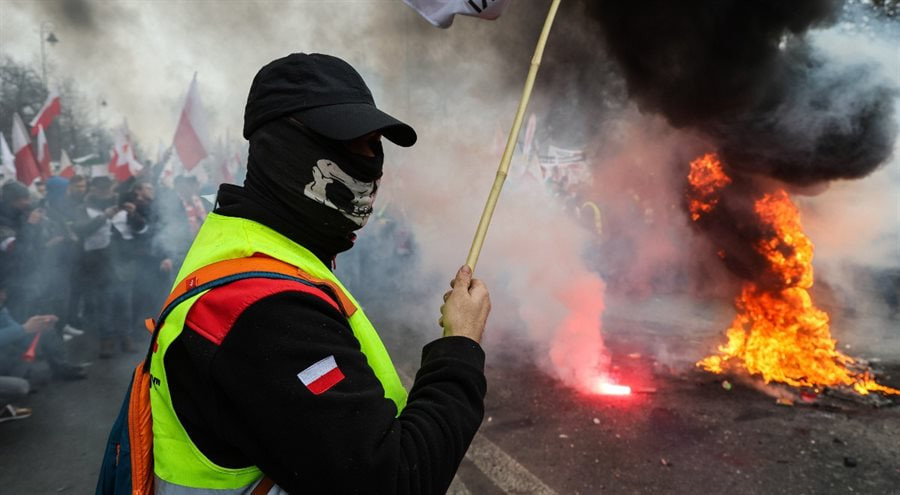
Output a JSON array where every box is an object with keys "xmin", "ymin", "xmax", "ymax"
[
  {"xmin": 404, "ymin": 0, "xmax": 511, "ymax": 28},
  {"xmin": 0, "ymin": 132, "xmax": 15, "ymax": 179}
]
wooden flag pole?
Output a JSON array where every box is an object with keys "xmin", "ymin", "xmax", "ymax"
[{"xmin": 465, "ymin": 0, "xmax": 562, "ymax": 271}]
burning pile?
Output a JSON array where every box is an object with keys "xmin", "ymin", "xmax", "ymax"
[{"xmin": 688, "ymin": 154, "xmax": 898, "ymax": 396}]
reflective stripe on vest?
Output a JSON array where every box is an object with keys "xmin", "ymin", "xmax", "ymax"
[
  {"xmin": 150, "ymin": 212, "xmax": 408, "ymax": 490},
  {"xmin": 154, "ymin": 476, "xmax": 288, "ymax": 495}
]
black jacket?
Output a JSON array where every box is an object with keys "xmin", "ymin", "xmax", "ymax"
[{"xmin": 162, "ymin": 185, "xmax": 486, "ymax": 494}]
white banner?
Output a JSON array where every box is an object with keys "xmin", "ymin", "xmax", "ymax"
[{"xmin": 404, "ymin": 0, "xmax": 511, "ymax": 28}]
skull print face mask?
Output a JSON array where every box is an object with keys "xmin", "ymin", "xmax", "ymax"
[{"xmin": 304, "ymin": 158, "xmax": 380, "ymax": 228}]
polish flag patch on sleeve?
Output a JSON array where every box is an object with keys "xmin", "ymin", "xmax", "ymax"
[{"xmin": 297, "ymin": 355, "xmax": 345, "ymax": 395}]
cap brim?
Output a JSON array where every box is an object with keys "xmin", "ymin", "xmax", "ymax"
[{"xmin": 294, "ymin": 103, "xmax": 417, "ymax": 147}]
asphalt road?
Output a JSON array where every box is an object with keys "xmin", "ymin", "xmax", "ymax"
[{"xmin": 1, "ymin": 294, "xmax": 898, "ymax": 494}]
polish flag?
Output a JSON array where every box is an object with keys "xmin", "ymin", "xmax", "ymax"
[
  {"xmin": 0, "ymin": 132, "xmax": 15, "ymax": 179},
  {"xmin": 35, "ymin": 125, "xmax": 51, "ymax": 179},
  {"xmin": 59, "ymin": 149, "xmax": 75, "ymax": 178},
  {"xmin": 297, "ymin": 355, "xmax": 345, "ymax": 395},
  {"xmin": 29, "ymin": 90, "xmax": 61, "ymax": 137},
  {"xmin": 11, "ymin": 113, "xmax": 40, "ymax": 185},
  {"xmin": 109, "ymin": 123, "xmax": 144, "ymax": 181},
  {"xmin": 172, "ymin": 74, "xmax": 209, "ymax": 171}
]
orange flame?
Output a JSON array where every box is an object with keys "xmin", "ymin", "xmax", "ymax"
[
  {"xmin": 687, "ymin": 153, "xmax": 731, "ymax": 221},
  {"xmin": 688, "ymin": 154, "xmax": 898, "ymax": 396}
]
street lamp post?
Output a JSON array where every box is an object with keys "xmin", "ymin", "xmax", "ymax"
[{"xmin": 40, "ymin": 21, "xmax": 58, "ymax": 85}]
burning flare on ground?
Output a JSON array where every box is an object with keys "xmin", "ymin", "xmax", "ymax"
[
  {"xmin": 688, "ymin": 153, "xmax": 898, "ymax": 396},
  {"xmin": 549, "ymin": 273, "xmax": 631, "ymax": 396}
]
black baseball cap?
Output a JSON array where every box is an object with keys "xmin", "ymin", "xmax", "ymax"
[{"xmin": 243, "ymin": 53, "xmax": 417, "ymax": 147}]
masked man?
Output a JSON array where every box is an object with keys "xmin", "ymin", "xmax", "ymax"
[{"xmin": 149, "ymin": 53, "xmax": 491, "ymax": 494}]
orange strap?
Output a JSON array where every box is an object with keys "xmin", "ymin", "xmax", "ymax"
[
  {"xmin": 159, "ymin": 255, "xmax": 356, "ymax": 321},
  {"xmin": 251, "ymin": 476, "xmax": 276, "ymax": 495},
  {"xmin": 128, "ymin": 363, "xmax": 155, "ymax": 495}
]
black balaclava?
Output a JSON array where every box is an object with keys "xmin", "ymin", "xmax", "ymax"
[{"xmin": 242, "ymin": 116, "xmax": 384, "ymax": 257}]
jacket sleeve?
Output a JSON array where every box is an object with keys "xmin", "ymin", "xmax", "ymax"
[
  {"xmin": 71, "ymin": 209, "xmax": 109, "ymax": 239},
  {"xmin": 206, "ymin": 292, "xmax": 486, "ymax": 495},
  {"xmin": 0, "ymin": 311, "xmax": 27, "ymax": 349}
]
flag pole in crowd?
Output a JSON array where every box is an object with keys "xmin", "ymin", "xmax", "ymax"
[{"xmin": 464, "ymin": 0, "xmax": 562, "ymax": 271}]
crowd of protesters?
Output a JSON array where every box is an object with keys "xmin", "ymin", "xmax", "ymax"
[{"xmin": 0, "ymin": 170, "xmax": 212, "ymax": 423}]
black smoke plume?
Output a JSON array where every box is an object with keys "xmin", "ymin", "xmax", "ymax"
[{"xmin": 588, "ymin": 0, "xmax": 897, "ymax": 185}]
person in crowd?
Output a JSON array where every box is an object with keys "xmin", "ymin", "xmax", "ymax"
[
  {"xmin": 0, "ymin": 276, "xmax": 86, "ymax": 381},
  {"xmin": 32, "ymin": 177, "xmax": 84, "ymax": 340},
  {"xmin": 61, "ymin": 175, "xmax": 89, "ymax": 333},
  {"xmin": 71, "ymin": 176, "xmax": 125, "ymax": 358},
  {"xmin": 174, "ymin": 175, "xmax": 211, "ymax": 237},
  {"xmin": 65, "ymin": 175, "xmax": 88, "ymax": 209},
  {"xmin": 119, "ymin": 180, "xmax": 172, "ymax": 338},
  {"xmin": 0, "ymin": 181, "xmax": 46, "ymax": 320},
  {"xmin": 155, "ymin": 175, "xmax": 208, "ymax": 275}
]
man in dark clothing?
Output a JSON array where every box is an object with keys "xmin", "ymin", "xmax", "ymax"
[
  {"xmin": 60, "ymin": 175, "xmax": 89, "ymax": 330},
  {"xmin": 0, "ymin": 181, "xmax": 46, "ymax": 320},
  {"xmin": 119, "ymin": 180, "xmax": 171, "ymax": 341},
  {"xmin": 71, "ymin": 177, "xmax": 123, "ymax": 358},
  {"xmin": 32, "ymin": 177, "xmax": 82, "ymax": 338},
  {"xmin": 150, "ymin": 53, "xmax": 491, "ymax": 494},
  {"xmin": 0, "ymin": 277, "xmax": 87, "ymax": 381}
]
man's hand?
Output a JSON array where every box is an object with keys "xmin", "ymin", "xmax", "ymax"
[
  {"xmin": 121, "ymin": 202, "xmax": 136, "ymax": 214},
  {"xmin": 104, "ymin": 206, "xmax": 121, "ymax": 219},
  {"xmin": 439, "ymin": 265, "xmax": 491, "ymax": 344},
  {"xmin": 23, "ymin": 315, "xmax": 58, "ymax": 334},
  {"xmin": 27, "ymin": 209, "xmax": 44, "ymax": 225},
  {"xmin": 160, "ymin": 258, "xmax": 173, "ymax": 272},
  {"xmin": 45, "ymin": 235, "xmax": 65, "ymax": 247}
]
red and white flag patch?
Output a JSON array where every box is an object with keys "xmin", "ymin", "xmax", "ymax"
[{"xmin": 298, "ymin": 355, "xmax": 345, "ymax": 395}]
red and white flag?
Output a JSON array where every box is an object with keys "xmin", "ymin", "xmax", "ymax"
[
  {"xmin": 172, "ymin": 73, "xmax": 209, "ymax": 171},
  {"xmin": 109, "ymin": 123, "xmax": 144, "ymax": 182},
  {"xmin": 404, "ymin": 0, "xmax": 511, "ymax": 28},
  {"xmin": 29, "ymin": 90, "xmax": 61, "ymax": 137},
  {"xmin": 35, "ymin": 125, "xmax": 51, "ymax": 179},
  {"xmin": 106, "ymin": 147, "xmax": 119, "ymax": 175},
  {"xmin": 59, "ymin": 149, "xmax": 75, "ymax": 178},
  {"xmin": 11, "ymin": 113, "xmax": 40, "ymax": 185},
  {"xmin": 0, "ymin": 132, "xmax": 15, "ymax": 179},
  {"xmin": 297, "ymin": 355, "xmax": 345, "ymax": 395}
]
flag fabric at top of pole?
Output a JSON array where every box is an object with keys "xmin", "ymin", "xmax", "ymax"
[
  {"xmin": 29, "ymin": 90, "xmax": 61, "ymax": 137},
  {"xmin": 11, "ymin": 113, "xmax": 40, "ymax": 186},
  {"xmin": 0, "ymin": 133, "xmax": 16, "ymax": 179},
  {"xmin": 35, "ymin": 125, "xmax": 51, "ymax": 180},
  {"xmin": 465, "ymin": 0, "xmax": 562, "ymax": 271},
  {"xmin": 172, "ymin": 73, "xmax": 209, "ymax": 171},
  {"xmin": 110, "ymin": 123, "xmax": 144, "ymax": 182},
  {"xmin": 405, "ymin": 0, "xmax": 511, "ymax": 28},
  {"xmin": 59, "ymin": 149, "xmax": 75, "ymax": 178}
]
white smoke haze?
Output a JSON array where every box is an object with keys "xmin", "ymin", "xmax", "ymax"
[
  {"xmin": 793, "ymin": 14, "xmax": 900, "ymax": 355},
  {"xmin": 2, "ymin": 0, "xmax": 898, "ymax": 384}
]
